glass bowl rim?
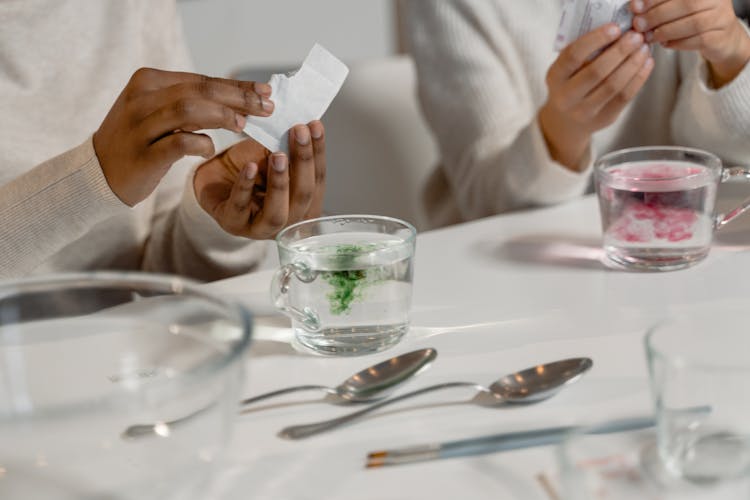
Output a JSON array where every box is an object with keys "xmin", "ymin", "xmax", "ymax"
[{"xmin": 0, "ymin": 271, "xmax": 253, "ymax": 419}]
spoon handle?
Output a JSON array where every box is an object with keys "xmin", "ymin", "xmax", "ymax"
[
  {"xmin": 279, "ymin": 382, "xmax": 481, "ymax": 440},
  {"xmin": 240, "ymin": 385, "xmax": 332, "ymax": 407}
]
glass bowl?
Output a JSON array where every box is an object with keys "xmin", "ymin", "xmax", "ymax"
[{"xmin": 0, "ymin": 272, "xmax": 252, "ymax": 500}]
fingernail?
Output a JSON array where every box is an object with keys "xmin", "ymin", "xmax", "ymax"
[
  {"xmin": 261, "ymin": 98, "xmax": 274, "ymax": 113},
  {"xmin": 644, "ymin": 57, "xmax": 655, "ymax": 70},
  {"xmin": 272, "ymin": 154, "xmax": 287, "ymax": 173},
  {"xmin": 254, "ymin": 82, "xmax": 272, "ymax": 97},
  {"xmin": 632, "ymin": 0, "xmax": 644, "ymax": 13},
  {"xmin": 235, "ymin": 114, "xmax": 246, "ymax": 131},
  {"xmin": 645, "ymin": 31, "xmax": 654, "ymax": 43},
  {"xmin": 606, "ymin": 24, "xmax": 621, "ymax": 37},
  {"xmin": 634, "ymin": 16, "xmax": 647, "ymax": 32},
  {"xmin": 295, "ymin": 126, "xmax": 311, "ymax": 146},
  {"xmin": 628, "ymin": 32, "xmax": 643, "ymax": 46},
  {"xmin": 311, "ymin": 124, "xmax": 323, "ymax": 140},
  {"xmin": 639, "ymin": 43, "xmax": 649, "ymax": 54},
  {"xmin": 245, "ymin": 162, "xmax": 258, "ymax": 180}
]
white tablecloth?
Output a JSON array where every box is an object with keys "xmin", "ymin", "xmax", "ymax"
[{"xmin": 203, "ymin": 185, "xmax": 750, "ymax": 500}]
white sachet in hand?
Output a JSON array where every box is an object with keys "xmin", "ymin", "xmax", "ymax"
[
  {"xmin": 555, "ymin": 0, "xmax": 633, "ymax": 51},
  {"xmin": 243, "ymin": 44, "xmax": 349, "ymax": 154}
]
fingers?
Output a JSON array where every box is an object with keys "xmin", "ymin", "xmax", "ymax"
[
  {"xmin": 137, "ymin": 80, "xmax": 273, "ymax": 125},
  {"xmin": 632, "ymin": 0, "xmax": 715, "ymax": 34},
  {"xmin": 129, "ymin": 67, "xmax": 273, "ymax": 99},
  {"xmin": 308, "ymin": 121, "xmax": 327, "ymax": 218},
  {"xmin": 217, "ymin": 163, "xmax": 259, "ymax": 235},
  {"xmin": 649, "ymin": 11, "xmax": 723, "ymax": 45},
  {"xmin": 586, "ymin": 44, "xmax": 652, "ymax": 113},
  {"xmin": 251, "ymin": 154, "xmax": 290, "ymax": 239},
  {"xmin": 148, "ymin": 131, "xmax": 215, "ymax": 166},
  {"xmin": 287, "ymin": 125, "xmax": 316, "ymax": 224},
  {"xmin": 631, "ymin": 0, "xmax": 670, "ymax": 11},
  {"xmin": 595, "ymin": 54, "xmax": 655, "ymax": 126},
  {"xmin": 551, "ymin": 23, "xmax": 623, "ymax": 81},
  {"xmin": 567, "ymin": 31, "xmax": 646, "ymax": 100},
  {"xmin": 139, "ymin": 99, "xmax": 247, "ymax": 142}
]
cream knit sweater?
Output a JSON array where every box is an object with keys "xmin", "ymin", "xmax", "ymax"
[
  {"xmin": 0, "ymin": 0, "xmax": 266, "ymax": 281},
  {"xmin": 406, "ymin": 0, "xmax": 750, "ymax": 228}
]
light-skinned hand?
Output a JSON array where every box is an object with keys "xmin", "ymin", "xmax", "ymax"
[
  {"xmin": 631, "ymin": 0, "xmax": 750, "ymax": 87},
  {"xmin": 539, "ymin": 24, "xmax": 655, "ymax": 170},
  {"xmin": 193, "ymin": 121, "xmax": 326, "ymax": 240},
  {"xmin": 93, "ymin": 67, "xmax": 274, "ymax": 206}
]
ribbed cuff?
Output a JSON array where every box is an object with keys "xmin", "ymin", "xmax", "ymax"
[{"xmin": 0, "ymin": 137, "xmax": 128, "ymax": 277}]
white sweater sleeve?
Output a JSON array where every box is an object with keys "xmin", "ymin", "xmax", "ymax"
[
  {"xmin": 671, "ymin": 27, "xmax": 750, "ymax": 165},
  {"xmin": 0, "ymin": 138, "xmax": 127, "ymax": 278},
  {"xmin": 405, "ymin": 0, "xmax": 592, "ymax": 220}
]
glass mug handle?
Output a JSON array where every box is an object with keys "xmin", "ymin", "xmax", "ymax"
[
  {"xmin": 270, "ymin": 261, "xmax": 322, "ymax": 332},
  {"xmin": 716, "ymin": 166, "xmax": 750, "ymax": 229}
]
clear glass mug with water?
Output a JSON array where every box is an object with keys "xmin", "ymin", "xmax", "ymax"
[
  {"xmin": 271, "ymin": 215, "xmax": 416, "ymax": 356},
  {"xmin": 594, "ymin": 146, "xmax": 750, "ymax": 271}
]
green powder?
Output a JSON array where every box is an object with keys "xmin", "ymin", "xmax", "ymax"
[{"xmin": 322, "ymin": 244, "xmax": 376, "ymax": 315}]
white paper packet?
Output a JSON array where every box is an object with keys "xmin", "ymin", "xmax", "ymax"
[
  {"xmin": 243, "ymin": 44, "xmax": 349, "ymax": 153},
  {"xmin": 555, "ymin": 0, "xmax": 633, "ymax": 51}
]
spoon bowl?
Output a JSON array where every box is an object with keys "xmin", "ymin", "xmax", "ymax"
[
  {"xmin": 280, "ymin": 357, "xmax": 594, "ymax": 440},
  {"xmin": 476, "ymin": 357, "xmax": 594, "ymax": 406},
  {"xmin": 122, "ymin": 347, "xmax": 437, "ymax": 439},
  {"xmin": 332, "ymin": 347, "xmax": 438, "ymax": 402}
]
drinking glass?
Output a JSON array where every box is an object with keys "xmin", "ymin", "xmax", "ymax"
[
  {"xmin": 558, "ymin": 426, "xmax": 750, "ymax": 499},
  {"xmin": 0, "ymin": 272, "xmax": 252, "ymax": 500},
  {"xmin": 646, "ymin": 306, "xmax": 750, "ymax": 485},
  {"xmin": 594, "ymin": 146, "xmax": 750, "ymax": 271},
  {"xmin": 271, "ymin": 215, "xmax": 416, "ymax": 356}
]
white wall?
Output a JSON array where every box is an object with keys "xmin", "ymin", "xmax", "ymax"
[{"xmin": 178, "ymin": 0, "xmax": 396, "ymax": 77}]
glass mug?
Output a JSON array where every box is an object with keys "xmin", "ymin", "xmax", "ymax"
[
  {"xmin": 594, "ymin": 146, "xmax": 750, "ymax": 271},
  {"xmin": 271, "ymin": 215, "xmax": 416, "ymax": 356}
]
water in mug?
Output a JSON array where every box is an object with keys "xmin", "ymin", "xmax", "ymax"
[
  {"xmin": 598, "ymin": 161, "xmax": 717, "ymax": 269},
  {"xmin": 287, "ymin": 232, "xmax": 413, "ymax": 355}
]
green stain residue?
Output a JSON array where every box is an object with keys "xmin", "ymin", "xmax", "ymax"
[{"xmin": 322, "ymin": 244, "xmax": 378, "ymax": 315}]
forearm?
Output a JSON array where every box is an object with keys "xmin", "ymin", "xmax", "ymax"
[
  {"xmin": 0, "ymin": 138, "xmax": 125, "ymax": 279},
  {"xmin": 447, "ymin": 119, "xmax": 593, "ymax": 219}
]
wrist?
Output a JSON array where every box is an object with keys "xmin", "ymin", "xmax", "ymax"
[
  {"xmin": 707, "ymin": 25, "xmax": 750, "ymax": 88},
  {"xmin": 538, "ymin": 105, "xmax": 590, "ymax": 172}
]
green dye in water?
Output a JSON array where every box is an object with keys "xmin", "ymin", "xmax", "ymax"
[{"xmin": 322, "ymin": 244, "xmax": 377, "ymax": 315}]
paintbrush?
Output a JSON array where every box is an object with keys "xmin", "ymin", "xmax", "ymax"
[{"xmin": 366, "ymin": 416, "xmax": 655, "ymax": 468}]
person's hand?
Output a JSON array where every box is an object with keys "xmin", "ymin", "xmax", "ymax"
[
  {"xmin": 193, "ymin": 121, "xmax": 326, "ymax": 240},
  {"xmin": 631, "ymin": 0, "xmax": 750, "ymax": 87},
  {"xmin": 538, "ymin": 24, "xmax": 654, "ymax": 170},
  {"xmin": 93, "ymin": 68, "xmax": 274, "ymax": 206}
]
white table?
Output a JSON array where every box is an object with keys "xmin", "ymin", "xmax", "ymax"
[{"xmin": 204, "ymin": 185, "xmax": 750, "ymax": 500}]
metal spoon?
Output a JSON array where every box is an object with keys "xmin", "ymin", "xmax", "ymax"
[
  {"xmin": 122, "ymin": 347, "xmax": 437, "ymax": 439},
  {"xmin": 279, "ymin": 357, "xmax": 593, "ymax": 440}
]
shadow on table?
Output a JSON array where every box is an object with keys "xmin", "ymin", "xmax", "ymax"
[{"xmin": 475, "ymin": 234, "xmax": 608, "ymax": 271}]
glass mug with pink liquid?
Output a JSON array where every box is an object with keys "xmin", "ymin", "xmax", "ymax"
[{"xmin": 595, "ymin": 146, "xmax": 750, "ymax": 271}]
